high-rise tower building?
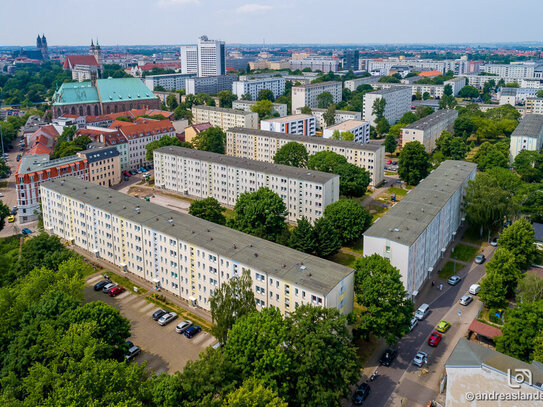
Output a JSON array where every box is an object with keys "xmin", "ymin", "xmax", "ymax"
[
  {"xmin": 180, "ymin": 35, "xmax": 225, "ymax": 77},
  {"xmin": 89, "ymin": 38, "xmax": 103, "ymax": 74}
]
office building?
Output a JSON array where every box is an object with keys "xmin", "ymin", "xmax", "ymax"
[
  {"xmin": 526, "ymin": 98, "xmax": 543, "ymax": 115},
  {"xmin": 289, "ymin": 57, "xmax": 339, "ymax": 72},
  {"xmin": 322, "ymin": 120, "xmax": 370, "ymax": 144},
  {"xmin": 294, "ymin": 107, "xmax": 361, "ymax": 130},
  {"xmin": 144, "ymin": 73, "xmax": 196, "ymax": 92},
  {"xmin": 509, "ymin": 114, "xmax": 543, "ymax": 161},
  {"xmin": 192, "ymin": 105, "xmax": 258, "ymax": 131},
  {"xmin": 232, "ymin": 100, "xmax": 288, "ymax": 117},
  {"xmin": 292, "ymin": 82, "xmax": 342, "ymax": 112},
  {"xmin": 363, "ymin": 87, "xmax": 411, "ymax": 126},
  {"xmin": 185, "ymin": 75, "xmax": 238, "ymax": 95},
  {"xmin": 41, "ymin": 178, "xmax": 354, "ymax": 315},
  {"xmin": 248, "ymin": 60, "xmax": 290, "ymax": 70},
  {"xmin": 226, "ymin": 128, "xmax": 385, "ymax": 186},
  {"xmin": 363, "ymin": 160, "xmax": 477, "ymax": 296},
  {"xmin": 343, "ymin": 50, "xmax": 360, "ymax": 71},
  {"xmin": 260, "ymin": 114, "xmax": 316, "ymax": 137},
  {"xmin": 232, "ymin": 76, "xmax": 285, "ymax": 101},
  {"xmin": 154, "ymin": 146, "xmax": 339, "ymax": 223},
  {"xmin": 400, "ymin": 110, "xmax": 458, "ymax": 152},
  {"xmin": 180, "ymin": 35, "xmax": 225, "ymax": 77}
]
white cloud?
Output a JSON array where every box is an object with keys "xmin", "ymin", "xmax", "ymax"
[
  {"xmin": 236, "ymin": 4, "xmax": 273, "ymax": 14},
  {"xmin": 158, "ymin": 0, "xmax": 198, "ymax": 7}
]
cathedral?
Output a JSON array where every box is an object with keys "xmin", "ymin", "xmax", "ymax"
[{"xmin": 36, "ymin": 34, "xmax": 49, "ymax": 60}]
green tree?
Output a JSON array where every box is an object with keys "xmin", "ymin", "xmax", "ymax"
[
  {"xmin": 273, "ymin": 142, "xmax": 308, "ymax": 168},
  {"xmin": 289, "ymin": 217, "xmax": 316, "ymax": 254},
  {"xmin": 438, "ymin": 94, "xmax": 457, "ymax": 109},
  {"xmin": 209, "ymin": 270, "xmax": 256, "ymax": 345},
  {"xmin": 317, "ymin": 91, "xmax": 334, "ymax": 108},
  {"xmin": 189, "ymin": 197, "xmax": 226, "ymax": 225},
  {"xmin": 353, "ymin": 254, "xmax": 414, "ymax": 345},
  {"xmin": 473, "ymin": 142, "xmax": 508, "ymax": 171},
  {"xmin": 517, "ymin": 183, "xmax": 543, "ymax": 222},
  {"xmin": 330, "ymin": 130, "xmax": 354, "ymax": 141},
  {"xmin": 223, "ymin": 378, "xmax": 288, "ymax": 407},
  {"xmin": 166, "ymin": 93, "xmax": 178, "ymax": 110},
  {"xmin": 0, "ymin": 202, "xmax": 10, "ymax": 232},
  {"xmin": 192, "ymin": 126, "xmax": 226, "ymax": 154},
  {"xmin": 227, "ymin": 188, "xmax": 287, "ymax": 242},
  {"xmin": 518, "ymin": 273, "xmax": 543, "ymax": 303},
  {"xmin": 453, "ymin": 115, "xmax": 476, "ymax": 138},
  {"xmin": 323, "ymin": 104, "xmax": 336, "ymax": 126},
  {"xmin": 497, "ymin": 217, "xmax": 538, "ymax": 270},
  {"xmin": 250, "ymin": 99, "xmax": 274, "ymax": 119},
  {"xmin": 513, "ymin": 150, "xmax": 543, "ymax": 182},
  {"xmin": 422, "ymin": 92, "xmax": 431, "ymax": 100},
  {"xmin": 536, "ymin": 89, "xmax": 543, "ymax": 98},
  {"xmin": 300, "ymin": 106, "xmax": 312, "ymax": 114},
  {"xmin": 372, "ymin": 98, "xmax": 386, "ymax": 119},
  {"xmin": 308, "ymin": 151, "xmax": 346, "ymax": 173},
  {"xmin": 388, "ymin": 123, "xmax": 406, "ymax": 138},
  {"xmin": 324, "ymin": 199, "xmax": 371, "ymax": 244},
  {"xmin": 335, "ymin": 163, "xmax": 371, "ymax": 197},
  {"xmin": 415, "ymin": 105, "xmax": 434, "ymax": 119},
  {"xmin": 398, "ymin": 141, "xmax": 430, "ymax": 185},
  {"xmin": 384, "ymin": 134, "xmax": 398, "ymax": 154},
  {"xmin": 313, "ymin": 217, "xmax": 341, "ymax": 257},
  {"xmin": 257, "ymin": 89, "xmax": 275, "ymax": 102},
  {"xmin": 443, "ymin": 84, "xmax": 453, "ymax": 96},
  {"xmin": 398, "ymin": 111, "xmax": 418, "ymax": 125},
  {"xmin": 375, "ymin": 117, "xmax": 390, "ymax": 136},
  {"xmin": 485, "ymin": 248, "xmax": 523, "ymax": 297},
  {"xmin": 479, "ymin": 271, "xmax": 508, "ymax": 309},
  {"xmin": 145, "ymin": 135, "xmax": 192, "ymax": 161},
  {"xmin": 173, "ymin": 105, "xmax": 193, "ymax": 122},
  {"xmin": 218, "ymin": 90, "xmax": 237, "ymax": 108},
  {"xmin": 458, "ymin": 85, "xmax": 480, "ymax": 99},
  {"xmin": 435, "ymin": 131, "xmax": 467, "ymax": 160}
]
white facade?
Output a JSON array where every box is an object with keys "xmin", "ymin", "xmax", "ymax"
[
  {"xmin": 232, "ymin": 100, "xmax": 288, "ymax": 117},
  {"xmin": 322, "ymin": 120, "xmax": 370, "ymax": 144},
  {"xmin": 180, "ymin": 46, "xmax": 198, "ymax": 75},
  {"xmin": 154, "ymin": 146, "xmax": 339, "ymax": 223},
  {"xmin": 226, "ymin": 128, "xmax": 385, "ymax": 186},
  {"xmin": 192, "ymin": 105, "xmax": 258, "ymax": 131},
  {"xmin": 180, "ymin": 35, "xmax": 225, "ymax": 77},
  {"xmin": 289, "ymin": 57, "xmax": 339, "ymax": 72},
  {"xmin": 480, "ymin": 62, "xmax": 539, "ymax": 80},
  {"xmin": 400, "ymin": 109, "xmax": 458, "ymax": 152},
  {"xmin": 41, "ymin": 178, "xmax": 354, "ymax": 316},
  {"xmin": 291, "ymin": 82, "xmax": 342, "ymax": 112},
  {"xmin": 509, "ymin": 114, "xmax": 543, "ymax": 161},
  {"xmin": 185, "ymin": 75, "xmax": 237, "ymax": 96},
  {"xmin": 144, "ymin": 73, "xmax": 195, "ymax": 91},
  {"xmin": 363, "ymin": 87, "xmax": 412, "ymax": 126},
  {"xmin": 295, "ymin": 107, "xmax": 362, "ymax": 130},
  {"xmin": 232, "ymin": 77, "xmax": 286, "ymax": 101},
  {"xmin": 260, "ymin": 114, "xmax": 316, "ymax": 137},
  {"xmin": 72, "ymin": 65, "xmax": 99, "ymax": 82},
  {"xmin": 526, "ymin": 98, "xmax": 543, "ymax": 115}
]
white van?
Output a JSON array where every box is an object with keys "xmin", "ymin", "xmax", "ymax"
[
  {"xmin": 415, "ymin": 303, "xmax": 430, "ymax": 320},
  {"xmin": 469, "ymin": 284, "xmax": 481, "ymax": 295}
]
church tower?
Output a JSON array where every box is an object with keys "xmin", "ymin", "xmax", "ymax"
[
  {"xmin": 40, "ymin": 34, "xmax": 49, "ymax": 60},
  {"xmin": 89, "ymin": 38, "xmax": 103, "ymax": 76}
]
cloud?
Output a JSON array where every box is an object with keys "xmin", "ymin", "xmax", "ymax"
[
  {"xmin": 236, "ymin": 3, "xmax": 273, "ymax": 14},
  {"xmin": 158, "ymin": 0, "xmax": 198, "ymax": 7}
]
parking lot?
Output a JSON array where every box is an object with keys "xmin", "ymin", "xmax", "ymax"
[{"xmin": 85, "ymin": 275, "xmax": 217, "ymax": 374}]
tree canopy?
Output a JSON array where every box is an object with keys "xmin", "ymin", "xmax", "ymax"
[
  {"xmin": 218, "ymin": 90, "xmax": 238, "ymax": 108},
  {"xmin": 145, "ymin": 135, "xmax": 192, "ymax": 161},
  {"xmin": 189, "ymin": 197, "xmax": 226, "ymax": 225},
  {"xmin": 323, "ymin": 199, "xmax": 371, "ymax": 245},
  {"xmin": 192, "ymin": 126, "xmax": 226, "ymax": 154},
  {"xmin": 398, "ymin": 141, "xmax": 431, "ymax": 185},
  {"xmin": 316, "ymin": 91, "xmax": 334, "ymax": 108},
  {"xmin": 273, "ymin": 142, "xmax": 308, "ymax": 168},
  {"xmin": 497, "ymin": 217, "xmax": 538, "ymax": 270}
]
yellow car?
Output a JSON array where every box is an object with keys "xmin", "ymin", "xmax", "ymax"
[
  {"xmin": 436, "ymin": 320, "xmax": 451, "ymax": 333},
  {"xmin": 7, "ymin": 215, "xmax": 15, "ymax": 223}
]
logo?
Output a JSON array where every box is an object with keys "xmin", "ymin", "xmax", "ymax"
[{"xmin": 507, "ymin": 369, "xmax": 532, "ymax": 389}]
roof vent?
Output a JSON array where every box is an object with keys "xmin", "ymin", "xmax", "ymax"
[
  {"xmin": 254, "ymin": 253, "xmax": 258, "ymax": 257},
  {"xmin": 210, "ymin": 237, "xmax": 213, "ymax": 240},
  {"xmin": 72, "ymin": 187, "xmax": 75, "ymax": 190},
  {"xmin": 123, "ymin": 206, "xmax": 126, "ymax": 209},
  {"xmin": 300, "ymin": 265, "xmax": 306, "ymax": 270},
  {"xmin": 393, "ymin": 228, "xmax": 400, "ymax": 232},
  {"xmin": 96, "ymin": 196, "xmax": 99, "ymax": 199},
  {"xmin": 135, "ymin": 206, "xmax": 140, "ymax": 211},
  {"xmin": 207, "ymin": 229, "xmax": 210, "ymax": 232},
  {"xmin": 168, "ymin": 218, "xmax": 173, "ymax": 224},
  {"xmin": 233, "ymin": 243, "xmax": 237, "ymax": 249},
  {"xmin": 422, "ymin": 208, "xmax": 425, "ymax": 212},
  {"xmin": 108, "ymin": 201, "xmax": 111, "ymax": 204},
  {"xmin": 282, "ymin": 264, "xmax": 286, "ymax": 268}
]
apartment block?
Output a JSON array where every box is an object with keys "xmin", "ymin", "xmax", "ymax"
[
  {"xmin": 289, "ymin": 57, "xmax": 339, "ymax": 73},
  {"xmin": 144, "ymin": 73, "xmax": 196, "ymax": 92},
  {"xmin": 180, "ymin": 35, "xmax": 225, "ymax": 77},
  {"xmin": 322, "ymin": 120, "xmax": 370, "ymax": 144},
  {"xmin": 509, "ymin": 114, "xmax": 543, "ymax": 161},
  {"xmin": 363, "ymin": 160, "xmax": 477, "ymax": 296},
  {"xmin": 344, "ymin": 76, "xmax": 381, "ymax": 91},
  {"xmin": 260, "ymin": 114, "xmax": 316, "ymax": 137},
  {"xmin": 232, "ymin": 100, "xmax": 287, "ymax": 117},
  {"xmin": 295, "ymin": 107, "xmax": 361, "ymax": 130},
  {"xmin": 226, "ymin": 128, "xmax": 385, "ymax": 186},
  {"xmin": 41, "ymin": 178, "xmax": 354, "ymax": 315},
  {"xmin": 291, "ymin": 82, "xmax": 342, "ymax": 112},
  {"xmin": 400, "ymin": 109, "xmax": 458, "ymax": 152},
  {"xmin": 192, "ymin": 105, "xmax": 258, "ymax": 131},
  {"xmin": 526, "ymin": 98, "xmax": 543, "ymax": 115},
  {"xmin": 77, "ymin": 147, "xmax": 121, "ymax": 187},
  {"xmin": 480, "ymin": 62, "xmax": 542, "ymax": 80},
  {"xmin": 232, "ymin": 77, "xmax": 286, "ymax": 101},
  {"xmin": 154, "ymin": 146, "xmax": 339, "ymax": 222},
  {"xmin": 363, "ymin": 87, "xmax": 412, "ymax": 126},
  {"xmin": 185, "ymin": 75, "xmax": 238, "ymax": 95}
]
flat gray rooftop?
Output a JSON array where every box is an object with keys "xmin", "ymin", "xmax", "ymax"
[
  {"xmin": 42, "ymin": 177, "xmax": 352, "ymax": 295},
  {"xmin": 402, "ymin": 110, "xmax": 458, "ymax": 131},
  {"xmin": 18, "ymin": 154, "xmax": 84, "ymax": 175},
  {"xmin": 367, "ymin": 86, "xmax": 410, "ymax": 95},
  {"xmin": 293, "ymin": 81, "xmax": 342, "ymax": 89},
  {"xmin": 228, "ymin": 127, "xmax": 384, "ymax": 152},
  {"xmin": 154, "ymin": 146, "xmax": 337, "ymax": 184},
  {"xmin": 192, "ymin": 105, "xmax": 255, "ymax": 116},
  {"xmin": 364, "ymin": 160, "xmax": 477, "ymax": 247},
  {"xmin": 510, "ymin": 114, "xmax": 543, "ymax": 140}
]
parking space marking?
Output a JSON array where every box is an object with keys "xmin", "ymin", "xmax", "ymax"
[
  {"xmin": 115, "ymin": 291, "xmax": 131, "ymax": 300},
  {"xmin": 140, "ymin": 302, "xmax": 156, "ymax": 313},
  {"xmin": 190, "ymin": 332, "xmax": 209, "ymax": 345},
  {"xmin": 120, "ymin": 293, "xmax": 139, "ymax": 304},
  {"xmin": 133, "ymin": 299, "xmax": 148, "ymax": 310},
  {"xmin": 201, "ymin": 336, "xmax": 216, "ymax": 348},
  {"xmin": 87, "ymin": 275, "xmax": 103, "ymax": 284}
]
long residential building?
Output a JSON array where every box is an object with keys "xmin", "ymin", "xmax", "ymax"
[
  {"xmin": 153, "ymin": 146, "xmax": 339, "ymax": 223},
  {"xmin": 143, "ymin": 73, "xmax": 196, "ymax": 92},
  {"xmin": 322, "ymin": 120, "xmax": 370, "ymax": 144},
  {"xmin": 291, "ymin": 82, "xmax": 342, "ymax": 112},
  {"xmin": 400, "ymin": 109, "xmax": 458, "ymax": 152},
  {"xmin": 185, "ymin": 75, "xmax": 238, "ymax": 96},
  {"xmin": 363, "ymin": 87, "xmax": 412, "ymax": 126},
  {"xmin": 260, "ymin": 114, "xmax": 316, "ymax": 137},
  {"xmin": 289, "ymin": 57, "xmax": 339, "ymax": 73},
  {"xmin": 232, "ymin": 77, "xmax": 286, "ymax": 101},
  {"xmin": 41, "ymin": 177, "xmax": 354, "ymax": 315},
  {"xmin": 480, "ymin": 62, "xmax": 543, "ymax": 80},
  {"xmin": 509, "ymin": 114, "xmax": 543, "ymax": 161},
  {"xmin": 526, "ymin": 97, "xmax": 543, "ymax": 115},
  {"xmin": 232, "ymin": 100, "xmax": 288, "ymax": 117},
  {"xmin": 295, "ymin": 107, "xmax": 361, "ymax": 130},
  {"xmin": 344, "ymin": 76, "xmax": 381, "ymax": 91},
  {"xmin": 192, "ymin": 105, "xmax": 258, "ymax": 131},
  {"xmin": 226, "ymin": 128, "xmax": 385, "ymax": 186},
  {"xmin": 363, "ymin": 160, "xmax": 477, "ymax": 296}
]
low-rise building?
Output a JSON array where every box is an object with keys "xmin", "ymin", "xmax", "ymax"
[
  {"xmin": 400, "ymin": 109, "xmax": 458, "ymax": 152},
  {"xmin": 509, "ymin": 114, "xmax": 543, "ymax": 161},
  {"xmin": 154, "ymin": 146, "xmax": 339, "ymax": 223},
  {"xmin": 322, "ymin": 120, "xmax": 370, "ymax": 144},
  {"xmin": 226, "ymin": 128, "xmax": 385, "ymax": 186},
  {"xmin": 260, "ymin": 114, "xmax": 316, "ymax": 137},
  {"xmin": 77, "ymin": 146, "xmax": 121, "ymax": 187},
  {"xmin": 526, "ymin": 98, "xmax": 543, "ymax": 115},
  {"xmin": 192, "ymin": 105, "xmax": 258, "ymax": 131},
  {"xmin": 143, "ymin": 73, "xmax": 196, "ymax": 92},
  {"xmin": 181, "ymin": 122, "xmax": 213, "ymax": 143},
  {"xmin": 232, "ymin": 77, "xmax": 285, "ymax": 101},
  {"xmin": 295, "ymin": 107, "xmax": 361, "ymax": 130},
  {"xmin": 41, "ymin": 177, "xmax": 354, "ymax": 316},
  {"xmin": 291, "ymin": 82, "xmax": 342, "ymax": 112},
  {"xmin": 248, "ymin": 60, "xmax": 290, "ymax": 70},
  {"xmin": 232, "ymin": 100, "xmax": 288, "ymax": 117},
  {"xmin": 185, "ymin": 75, "xmax": 238, "ymax": 95},
  {"xmin": 363, "ymin": 160, "xmax": 477, "ymax": 296},
  {"xmin": 363, "ymin": 87, "xmax": 412, "ymax": 126}
]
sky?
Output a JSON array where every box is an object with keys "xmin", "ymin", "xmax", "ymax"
[{"xmin": 2, "ymin": 0, "xmax": 543, "ymax": 46}]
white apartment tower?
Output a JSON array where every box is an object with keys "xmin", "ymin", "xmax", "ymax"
[
  {"xmin": 363, "ymin": 87, "xmax": 412, "ymax": 126},
  {"xmin": 291, "ymin": 82, "xmax": 342, "ymax": 112},
  {"xmin": 180, "ymin": 35, "xmax": 225, "ymax": 77}
]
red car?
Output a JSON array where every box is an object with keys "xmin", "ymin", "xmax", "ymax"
[
  {"xmin": 108, "ymin": 286, "xmax": 126, "ymax": 297},
  {"xmin": 123, "ymin": 171, "xmax": 131, "ymax": 177},
  {"xmin": 428, "ymin": 332, "xmax": 442, "ymax": 347}
]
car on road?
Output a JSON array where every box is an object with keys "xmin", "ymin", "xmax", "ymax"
[
  {"xmin": 469, "ymin": 284, "xmax": 481, "ymax": 295},
  {"xmin": 16, "ymin": 154, "xmax": 21, "ymax": 162},
  {"xmin": 379, "ymin": 348, "xmax": 398, "ymax": 366},
  {"xmin": 108, "ymin": 286, "xmax": 126, "ymax": 297},
  {"xmin": 352, "ymin": 382, "xmax": 371, "ymax": 405},
  {"xmin": 490, "ymin": 237, "xmax": 498, "ymax": 247},
  {"xmin": 448, "ymin": 275, "xmax": 461, "ymax": 286},
  {"xmin": 413, "ymin": 351, "xmax": 428, "ymax": 367},
  {"xmin": 387, "ymin": 160, "xmax": 392, "ymax": 164},
  {"xmin": 0, "ymin": 193, "xmax": 3, "ymax": 197},
  {"xmin": 184, "ymin": 325, "xmax": 201, "ymax": 338},
  {"xmin": 93, "ymin": 279, "xmax": 110, "ymax": 291},
  {"xmin": 415, "ymin": 303, "xmax": 430, "ymax": 320},
  {"xmin": 428, "ymin": 332, "xmax": 442, "ymax": 347},
  {"xmin": 125, "ymin": 344, "xmax": 141, "ymax": 362},
  {"xmin": 212, "ymin": 341, "xmax": 223, "ymax": 350},
  {"xmin": 10, "ymin": 209, "xmax": 17, "ymax": 215},
  {"xmin": 158, "ymin": 312, "xmax": 177, "ymax": 326},
  {"xmin": 175, "ymin": 320, "xmax": 193, "ymax": 334},
  {"xmin": 7, "ymin": 215, "xmax": 15, "ymax": 223},
  {"xmin": 152, "ymin": 309, "xmax": 168, "ymax": 321},
  {"xmin": 139, "ymin": 167, "xmax": 147, "ymax": 172},
  {"xmin": 102, "ymin": 283, "xmax": 117, "ymax": 293},
  {"xmin": 475, "ymin": 254, "xmax": 486, "ymax": 264},
  {"xmin": 460, "ymin": 294, "xmax": 473, "ymax": 306},
  {"xmin": 410, "ymin": 317, "xmax": 418, "ymax": 331},
  {"xmin": 21, "ymin": 228, "xmax": 32, "ymax": 235},
  {"xmin": 436, "ymin": 320, "xmax": 451, "ymax": 333}
]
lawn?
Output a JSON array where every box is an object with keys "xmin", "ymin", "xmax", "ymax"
[
  {"xmin": 344, "ymin": 239, "xmax": 364, "ymax": 255},
  {"xmin": 328, "ymin": 252, "xmax": 358, "ymax": 268},
  {"xmin": 438, "ymin": 261, "xmax": 461, "ymax": 279},
  {"xmin": 452, "ymin": 243, "xmax": 478, "ymax": 262},
  {"xmin": 106, "ymin": 270, "xmax": 147, "ymax": 295},
  {"xmin": 388, "ymin": 187, "xmax": 408, "ymax": 197}
]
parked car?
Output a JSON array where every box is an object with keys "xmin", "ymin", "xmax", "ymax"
[
  {"xmin": 139, "ymin": 167, "xmax": 147, "ymax": 172},
  {"xmin": 175, "ymin": 320, "xmax": 193, "ymax": 334},
  {"xmin": 409, "ymin": 317, "xmax": 418, "ymax": 331},
  {"xmin": 16, "ymin": 154, "xmax": 21, "ymax": 162},
  {"xmin": 152, "ymin": 309, "xmax": 168, "ymax": 321},
  {"xmin": 124, "ymin": 176, "xmax": 129, "ymax": 181},
  {"xmin": 379, "ymin": 348, "xmax": 398, "ymax": 366},
  {"xmin": 490, "ymin": 237, "xmax": 498, "ymax": 247},
  {"xmin": 158, "ymin": 312, "xmax": 177, "ymax": 326},
  {"xmin": 475, "ymin": 254, "xmax": 486, "ymax": 264},
  {"xmin": 413, "ymin": 351, "xmax": 428, "ymax": 367},
  {"xmin": 148, "ymin": 164, "xmax": 154, "ymax": 169},
  {"xmin": 415, "ymin": 303, "xmax": 430, "ymax": 320},
  {"xmin": 184, "ymin": 325, "xmax": 201, "ymax": 338},
  {"xmin": 125, "ymin": 344, "xmax": 141, "ymax": 362},
  {"xmin": 21, "ymin": 228, "xmax": 32, "ymax": 235},
  {"xmin": 387, "ymin": 160, "xmax": 392, "ymax": 164},
  {"xmin": 212, "ymin": 341, "xmax": 223, "ymax": 350},
  {"xmin": 459, "ymin": 295, "xmax": 473, "ymax": 306},
  {"xmin": 352, "ymin": 382, "xmax": 371, "ymax": 405},
  {"xmin": 108, "ymin": 286, "xmax": 126, "ymax": 297},
  {"xmin": 436, "ymin": 320, "xmax": 451, "ymax": 333},
  {"xmin": 448, "ymin": 275, "xmax": 461, "ymax": 286},
  {"xmin": 469, "ymin": 284, "xmax": 481, "ymax": 295},
  {"xmin": 7, "ymin": 215, "xmax": 15, "ymax": 223},
  {"xmin": 93, "ymin": 279, "xmax": 110, "ymax": 291},
  {"xmin": 10, "ymin": 209, "xmax": 17, "ymax": 215},
  {"xmin": 428, "ymin": 332, "xmax": 442, "ymax": 347},
  {"xmin": 102, "ymin": 283, "xmax": 117, "ymax": 293}
]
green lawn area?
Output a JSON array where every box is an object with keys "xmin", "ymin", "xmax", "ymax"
[
  {"xmin": 384, "ymin": 171, "xmax": 396, "ymax": 175},
  {"xmin": 438, "ymin": 261, "xmax": 461, "ymax": 279},
  {"xmin": 0, "ymin": 181, "xmax": 8, "ymax": 188},
  {"xmin": 344, "ymin": 239, "xmax": 363, "ymax": 255},
  {"xmin": 223, "ymin": 207, "xmax": 235, "ymax": 219},
  {"xmin": 106, "ymin": 271, "xmax": 147, "ymax": 295},
  {"xmin": 388, "ymin": 187, "xmax": 408, "ymax": 196},
  {"xmin": 328, "ymin": 252, "xmax": 358, "ymax": 268},
  {"xmin": 452, "ymin": 243, "xmax": 478, "ymax": 262}
]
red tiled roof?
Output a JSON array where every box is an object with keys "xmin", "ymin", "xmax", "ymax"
[
  {"xmin": 191, "ymin": 122, "xmax": 212, "ymax": 132},
  {"xmin": 63, "ymin": 55, "xmax": 99, "ymax": 69},
  {"xmin": 469, "ymin": 320, "xmax": 503, "ymax": 339},
  {"xmin": 111, "ymin": 119, "xmax": 174, "ymax": 138},
  {"xmin": 35, "ymin": 125, "xmax": 59, "ymax": 138},
  {"xmin": 418, "ymin": 70, "xmax": 443, "ymax": 77},
  {"xmin": 86, "ymin": 114, "xmax": 113, "ymax": 123}
]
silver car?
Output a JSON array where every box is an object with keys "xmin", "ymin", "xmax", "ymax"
[
  {"xmin": 409, "ymin": 317, "xmax": 418, "ymax": 331},
  {"xmin": 175, "ymin": 320, "xmax": 192, "ymax": 333},
  {"xmin": 158, "ymin": 312, "xmax": 177, "ymax": 326},
  {"xmin": 413, "ymin": 351, "xmax": 428, "ymax": 367},
  {"xmin": 459, "ymin": 295, "xmax": 473, "ymax": 306}
]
